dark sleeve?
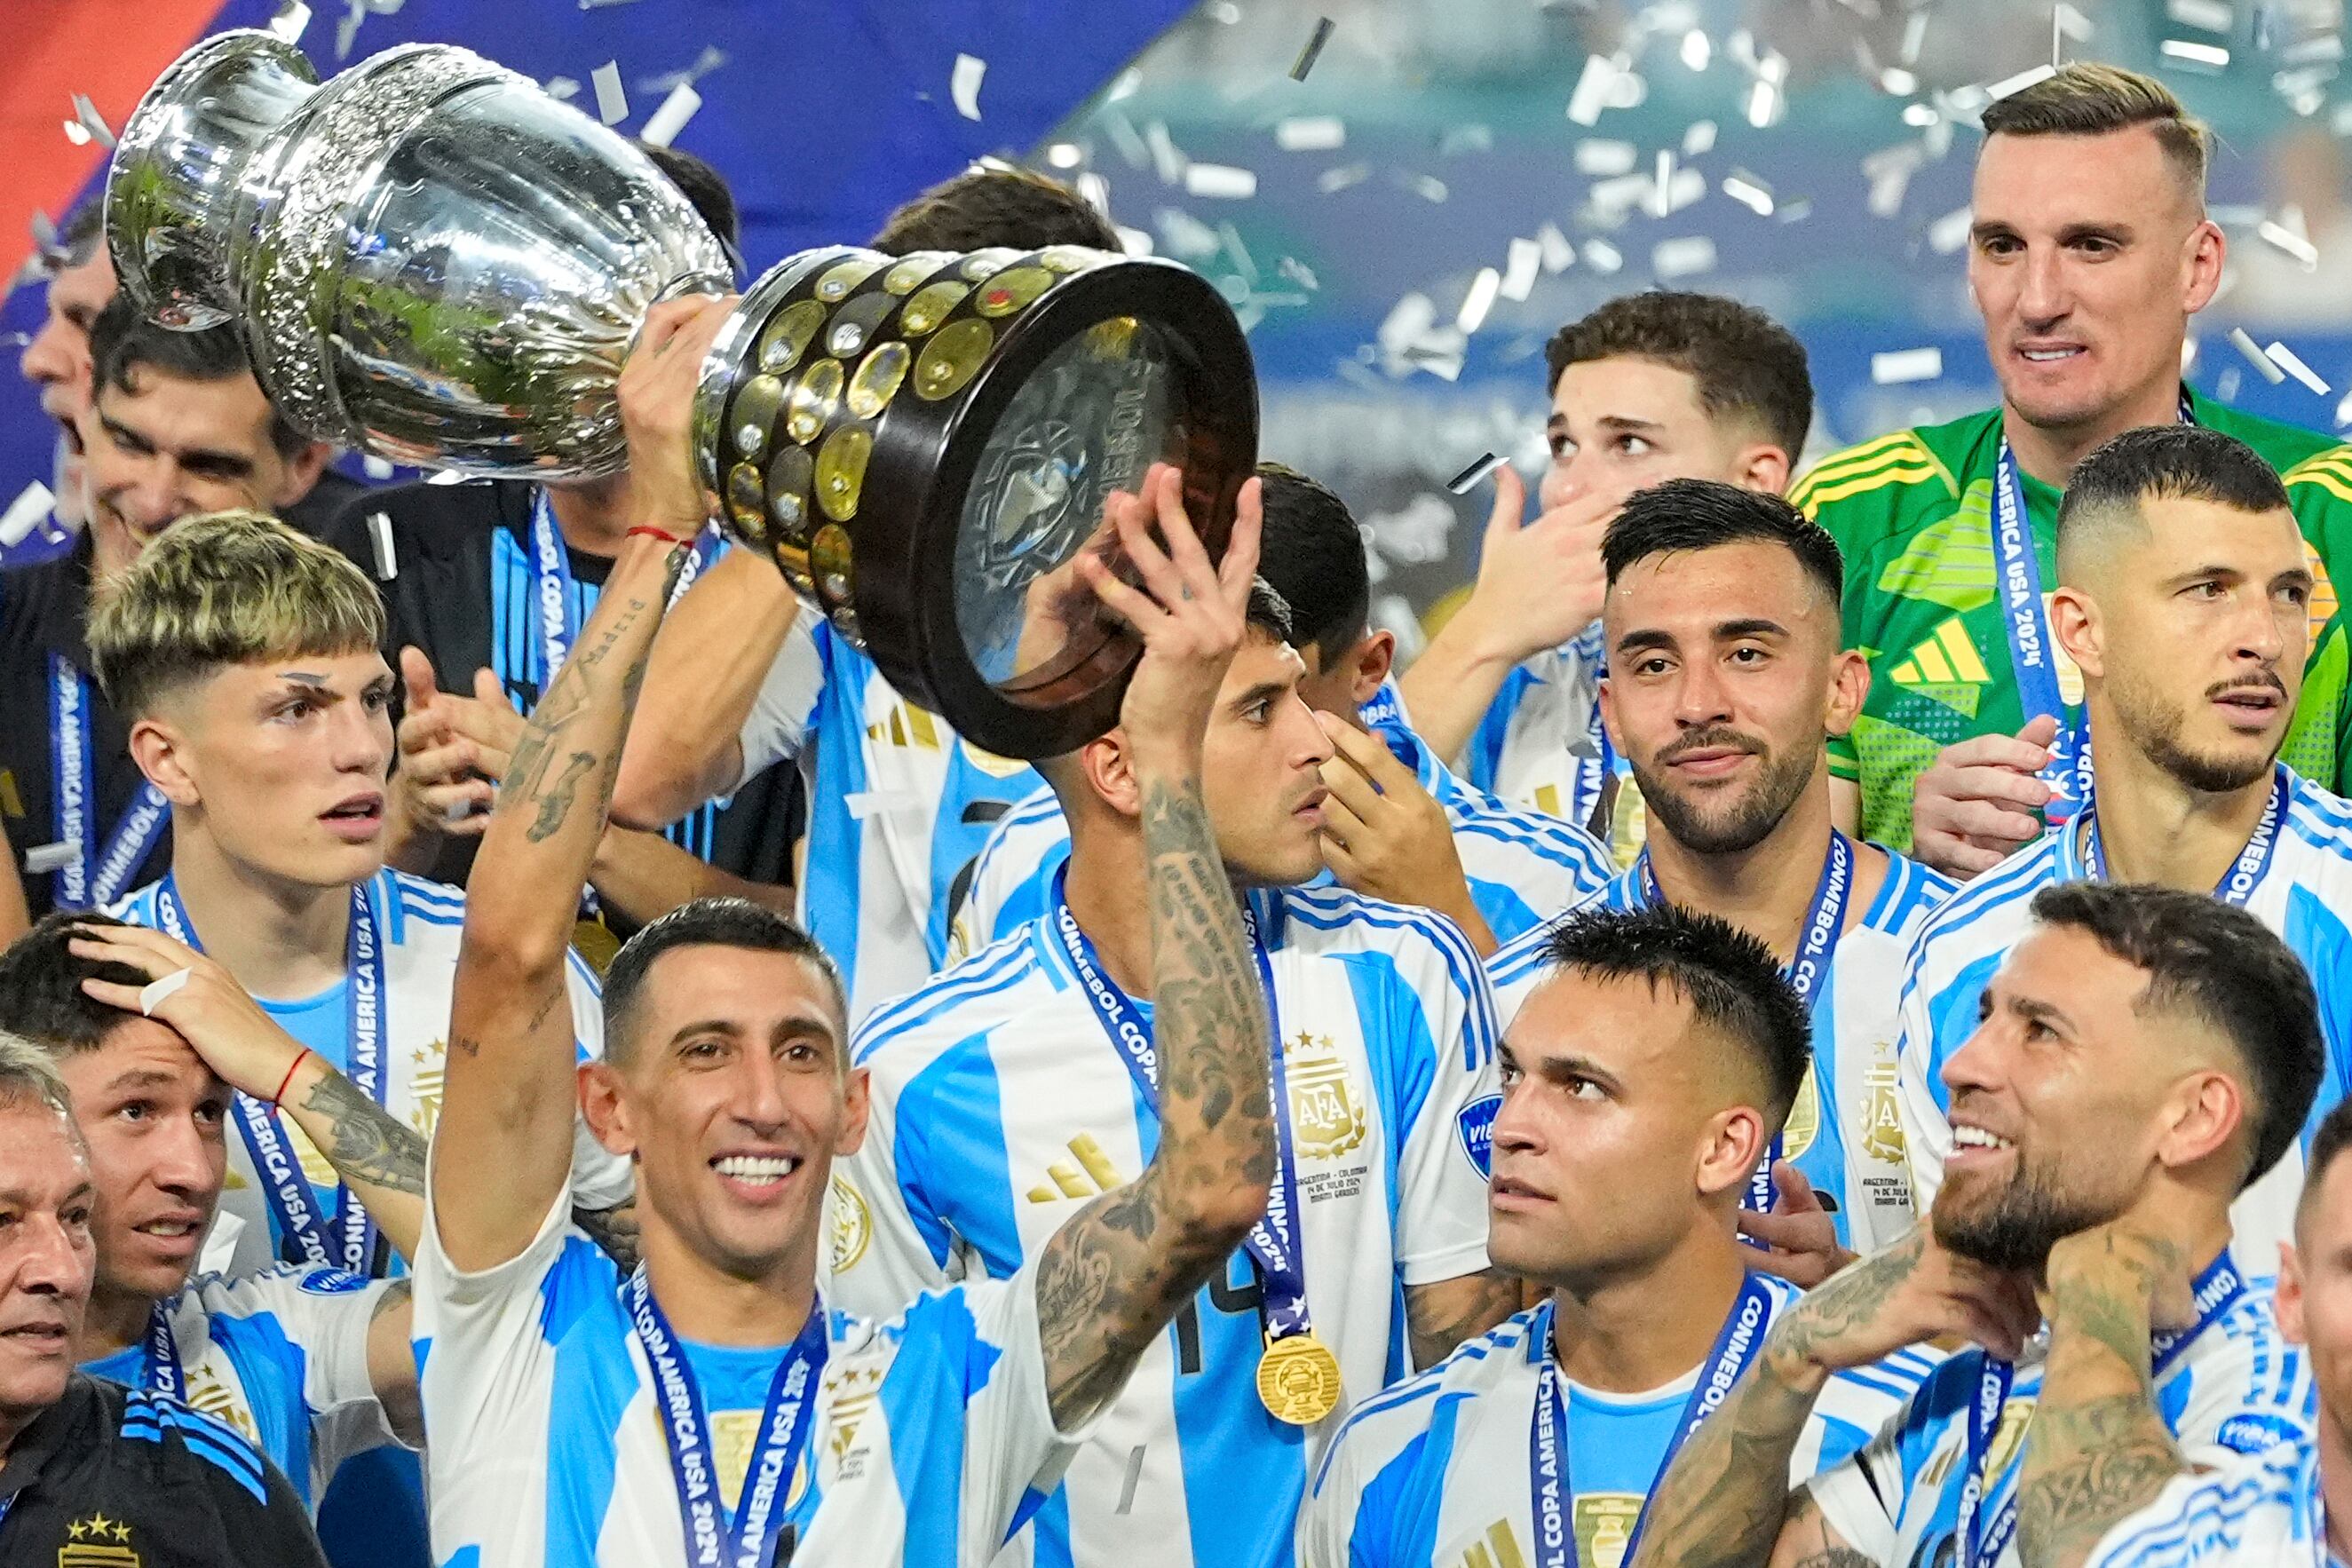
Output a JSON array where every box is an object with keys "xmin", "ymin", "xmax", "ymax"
[{"xmin": 194, "ymin": 1445, "xmax": 334, "ymax": 1568}]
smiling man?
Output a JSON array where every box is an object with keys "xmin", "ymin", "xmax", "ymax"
[
  {"xmin": 1896, "ymin": 425, "xmax": 2352, "ymax": 1270},
  {"xmin": 1796, "ymin": 63, "xmax": 2352, "ymax": 867}
]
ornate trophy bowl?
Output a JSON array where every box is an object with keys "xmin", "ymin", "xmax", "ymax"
[{"xmin": 109, "ymin": 32, "xmax": 1258, "ymax": 759}]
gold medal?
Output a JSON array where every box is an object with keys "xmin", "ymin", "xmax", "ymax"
[{"xmin": 1255, "ymin": 1333, "xmax": 1342, "ymax": 1426}]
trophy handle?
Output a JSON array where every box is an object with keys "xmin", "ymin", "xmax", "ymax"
[{"xmin": 107, "ymin": 29, "xmax": 321, "ymax": 330}]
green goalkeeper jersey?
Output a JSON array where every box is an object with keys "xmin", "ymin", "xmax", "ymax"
[{"xmin": 1794, "ymin": 388, "xmax": 2352, "ymax": 851}]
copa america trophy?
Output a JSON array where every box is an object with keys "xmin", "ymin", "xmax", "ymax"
[{"xmin": 107, "ymin": 31, "xmax": 1257, "ymax": 758}]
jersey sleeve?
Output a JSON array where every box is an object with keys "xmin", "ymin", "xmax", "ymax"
[
  {"xmin": 1460, "ymin": 633, "xmax": 1602, "ymax": 807},
  {"xmin": 735, "ymin": 612, "xmax": 828, "ymax": 787},
  {"xmin": 1390, "ymin": 915, "xmax": 1504, "ymax": 1287},
  {"xmin": 1893, "ymin": 952, "xmax": 1951, "ymax": 1219},
  {"xmin": 1801, "ymin": 1401, "xmax": 1909, "ymax": 1564},
  {"xmin": 2167, "ymin": 1311, "xmax": 2317, "ymax": 1466},
  {"xmin": 210, "ymin": 1268, "xmax": 405, "ymax": 1469},
  {"xmin": 561, "ymin": 948, "xmax": 637, "ymax": 1214},
  {"xmin": 2082, "ymin": 1444, "xmax": 2298, "ymax": 1568},
  {"xmin": 1295, "ymin": 1408, "xmax": 1381, "ymax": 1568},
  {"xmin": 822, "ymin": 1049, "xmax": 961, "ymax": 1318}
]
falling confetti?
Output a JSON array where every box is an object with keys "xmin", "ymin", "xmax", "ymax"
[
  {"xmin": 2229, "ymin": 328, "xmax": 2289, "ymax": 384},
  {"xmin": 639, "ymin": 83, "xmax": 701, "ymax": 147},
  {"xmin": 2257, "ymin": 218, "xmax": 2320, "ymax": 268},
  {"xmin": 1456, "ymin": 267, "xmax": 1501, "ymax": 334},
  {"xmin": 1290, "ymin": 17, "xmax": 1335, "ymax": 82},
  {"xmin": 1447, "ymin": 453, "xmax": 1508, "ymax": 494},
  {"xmin": 1184, "ymin": 163, "xmax": 1256, "ymax": 199},
  {"xmin": 365, "ymin": 511, "xmax": 400, "ymax": 581},
  {"xmin": 1872, "ymin": 347, "xmax": 1944, "ymax": 384},
  {"xmin": 2166, "ymin": 0, "xmax": 2234, "ymax": 29},
  {"xmin": 2266, "ymin": 341, "xmax": 2332, "ymax": 396},
  {"xmin": 1722, "ymin": 170, "xmax": 1775, "ymax": 217},
  {"xmin": 1538, "ymin": 224, "xmax": 1576, "ymax": 273},
  {"xmin": 267, "ymin": 1, "xmax": 312, "ymax": 43},
  {"xmin": 1574, "ymin": 140, "xmax": 1638, "ymax": 177},
  {"xmin": 1928, "ymin": 206, "xmax": 1975, "ymax": 254},
  {"xmin": 1988, "ymin": 63, "xmax": 2058, "ymax": 99},
  {"xmin": 1275, "ymin": 116, "xmax": 1345, "ymax": 152},
  {"xmin": 1653, "ymin": 235, "xmax": 1717, "ymax": 280},
  {"xmin": 591, "ymin": 60, "xmax": 629, "ymax": 126},
  {"xmin": 67, "ymin": 95, "xmax": 115, "ymax": 150},
  {"xmin": 0, "ymin": 482, "xmax": 54, "ymax": 550},
  {"xmin": 2158, "ymin": 39, "xmax": 2230, "ymax": 68},
  {"xmin": 1499, "ymin": 237, "xmax": 1542, "ymax": 302},
  {"xmin": 951, "ymin": 53, "xmax": 986, "ymax": 121},
  {"xmin": 1582, "ymin": 239, "xmax": 1623, "ymax": 273}
]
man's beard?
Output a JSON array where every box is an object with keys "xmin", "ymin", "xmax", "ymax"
[
  {"xmin": 1629, "ymin": 729, "xmax": 1817, "ymax": 856},
  {"xmin": 1931, "ymin": 1151, "xmax": 2112, "ymax": 1271},
  {"xmin": 2109, "ymin": 666, "xmax": 2282, "ymax": 795}
]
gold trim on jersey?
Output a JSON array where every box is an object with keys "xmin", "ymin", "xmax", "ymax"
[
  {"xmin": 1790, "ymin": 432, "xmax": 1947, "ymax": 510},
  {"xmin": 1794, "ymin": 461, "xmax": 1944, "ymax": 515},
  {"xmin": 1025, "ymin": 1134, "xmax": 1127, "ymax": 1202},
  {"xmin": 59, "ymin": 1513, "xmax": 139, "ymax": 1568},
  {"xmin": 1287, "ymin": 1033, "xmax": 1368, "ymax": 1160},
  {"xmin": 1453, "ymin": 1520, "xmax": 1530, "ymax": 1568},
  {"xmin": 828, "ymin": 1174, "xmax": 873, "ymax": 1272},
  {"xmin": 1782, "ymin": 1064, "xmax": 1819, "ymax": 1158}
]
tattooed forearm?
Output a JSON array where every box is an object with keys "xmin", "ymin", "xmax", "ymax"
[
  {"xmin": 295, "ymin": 1070, "xmax": 427, "ymax": 1198},
  {"xmin": 527, "ymin": 752, "xmax": 598, "ymax": 843},
  {"xmin": 1035, "ymin": 771, "xmax": 1273, "ymax": 1430},
  {"xmin": 574, "ymin": 1203, "xmax": 642, "ymax": 1273},
  {"xmin": 2017, "ymin": 1246, "xmax": 2186, "ymax": 1568},
  {"xmin": 1406, "ymin": 1271, "xmax": 1521, "ymax": 1369}
]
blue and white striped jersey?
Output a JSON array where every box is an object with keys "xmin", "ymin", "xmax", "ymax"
[
  {"xmin": 1486, "ymin": 845, "xmax": 1955, "ymax": 1253},
  {"xmin": 1810, "ymin": 1251, "xmax": 2314, "ymax": 1568},
  {"xmin": 412, "ymin": 1184, "xmax": 1084, "ymax": 1568},
  {"xmin": 82, "ymin": 1266, "xmax": 402, "ymax": 1509},
  {"xmin": 1895, "ymin": 766, "xmax": 2352, "ymax": 1267},
  {"xmin": 829, "ymin": 886, "xmax": 1503, "ymax": 1568},
  {"xmin": 1298, "ymin": 1288, "xmax": 1942, "ymax": 1568},
  {"xmin": 739, "ymin": 614, "xmax": 1042, "ymax": 1019},
  {"xmin": 945, "ymin": 712, "xmax": 1614, "ymax": 964},
  {"xmin": 1460, "ymin": 625, "xmax": 1610, "ymax": 832},
  {"xmin": 2083, "ymin": 1439, "xmax": 2332, "ymax": 1568},
  {"xmin": 108, "ymin": 869, "xmax": 631, "ymax": 1278}
]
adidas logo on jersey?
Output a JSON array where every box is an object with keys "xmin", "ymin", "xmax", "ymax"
[
  {"xmin": 1025, "ymin": 1135, "xmax": 1126, "ymax": 1203},
  {"xmin": 1451, "ymin": 1520, "xmax": 1531, "ymax": 1568}
]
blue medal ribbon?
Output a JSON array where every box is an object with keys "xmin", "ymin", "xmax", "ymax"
[
  {"xmin": 1528, "ymin": 1273, "xmax": 1778, "ymax": 1568},
  {"xmin": 1050, "ymin": 875, "xmax": 1317, "ymax": 1344},
  {"xmin": 154, "ymin": 877, "xmax": 385, "ymax": 1274},
  {"xmin": 46, "ymin": 654, "xmax": 170, "ymax": 911},
  {"xmin": 1635, "ymin": 832, "xmax": 1854, "ymax": 1212},
  {"xmin": 2080, "ymin": 765, "xmax": 2286, "ymax": 910},
  {"xmin": 142, "ymin": 1300, "xmax": 184, "ymax": 1402},
  {"xmin": 1960, "ymin": 1249, "xmax": 2246, "ymax": 1568},
  {"xmin": 626, "ymin": 1269, "xmax": 826, "ymax": 1568},
  {"xmin": 1992, "ymin": 396, "xmax": 2195, "ymax": 828}
]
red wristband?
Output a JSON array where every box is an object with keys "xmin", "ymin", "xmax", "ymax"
[
  {"xmin": 271, "ymin": 1048, "xmax": 314, "ymax": 1110},
  {"xmin": 627, "ymin": 524, "xmax": 692, "ymax": 547}
]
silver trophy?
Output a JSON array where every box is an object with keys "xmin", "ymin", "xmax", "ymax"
[{"xmin": 108, "ymin": 30, "xmax": 1256, "ymax": 756}]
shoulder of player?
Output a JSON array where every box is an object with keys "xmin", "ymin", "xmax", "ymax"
[
  {"xmin": 1485, "ymin": 879, "xmax": 1624, "ymax": 985},
  {"xmin": 186, "ymin": 1263, "xmax": 382, "ymax": 1319},
  {"xmin": 1321, "ymin": 1306, "xmax": 1542, "ymax": 1470},
  {"xmin": 378, "ymin": 867, "xmax": 469, "ymax": 932},
  {"xmin": 848, "ymin": 930, "xmax": 1053, "ymax": 1073},
  {"xmin": 323, "ymin": 476, "xmax": 528, "ymax": 550},
  {"xmin": 2081, "ymin": 1439, "xmax": 2310, "ymax": 1568},
  {"xmin": 1788, "ymin": 416, "xmax": 1977, "ymax": 526},
  {"xmin": 2194, "ymin": 398, "xmax": 2347, "ymax": 479},
  {"xmin": 117, "ymin": 1384, "xmax": 274, "ymax": 1506},
  {"xmin": 1906, "ymin": 834, "xmax": 2063, "ymax": 952},
  {"xmin": 2282, "ymin": 768, "xmax": 2352, "ymax": 856},
  {"xmin": 1278, "ymin": 885, "xmax": 1487, "ymax": 977},
  {"xmin": 1857, "ymin": 847, "xmax": 1961, "ymax": 938},
  {"xmin": 1441, "ymin": 789, "xmax": 1612, "ymax": 868}
]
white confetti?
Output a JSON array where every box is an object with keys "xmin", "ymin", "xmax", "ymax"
[
  {"xmin": 2258, "ymin": 220, "xmax": 2320, "ymax": 269},
  {"xmin": 1864, "ymin": 142, "xmax": 1924, "ymax": 218},
  {"xmin": 1275, "ymin": 116, "xmax": 1345, "ymax": 152},
  {"xmin": 1456, "ymin": 266, "xmax": 1501, "ymax": 334},
  {"xmin": 2166, "ymin": 0, "xmax": 2234, "ymax": 29},
  {"xmin": 365, "ymin": 511, "xmax": 399, "ymax": 581},
  {"xmin": 1145, "ymin": 122, "xmax": 1188, "ymax": 184},
  {"xmin": 2229, "ymin": 328, "xmax": 2289, "ymax": 384},
  {"xmin": 1077, "ymin": 171, "xmax": 1112, "ymax": 217},
  {"xmin": 1537, "ymin": 224, "xmax": 1576, "ymax": 273},
  {"xmin": 1184, "ymin": 163, "xmax": 1256, "ymax": 200},
  {"xmin": 267, "ymin": 1, "xmax": 312, "ymax": 43},
  {"xmin": 1745, "ymin": 79, "xmax": 1782, "ymax": 128},
  {"xmin": 1046, "ymin": 142, "xmax": 1082, "ymax": 169},
  {"xmin": 360, "ymin": 455, "xmax": 395, "ymax": 479},
  {"xmin": 1447, "ymin": 453, "xmax": 1508, "ymax": 494},
  {"xmin": 69, "ymin": 95, "xmax": 114, "ymax": 149},
  {"xmin": 1499, "ymin": 237, "xmax": 1542, "ymax": 302},
  {"xmin": 1988, "ymin": 64, "xmax": 2058, "ymax": 100},
  {"xmin": 0, "ymin": 481, "xmax": 54, "ymax": 548},
  {"xmin": 1582, "ymin": 238, "xmax": 1623, "ymax": 273},
  {"xmin": 1680, "ymin": 29, "xmax": 1711, "ymax": 70},
  {"xmin": 1317, "ymin": 163, "xmax": 1370, "ymax": 194},
  {"xmin": 1651, "ymin": 151, "xmax": 1675, "ymax": 218},
  {"xmin": 2337, "ymin": 385, "xmax": 2352, "ymax": 427},
  {"xmin": 591, "ymin": 60, "xmax": 629, "ymax": 126},
  {"xmin": 639, "ymin": 82, "xmax": 701, "ymax": 147},
  {"xmin": 1882, "ymin": 67, "xmax": 1920, "ymax": 96},
  {"xmin": 1401, "ymin": 173, "xmax": 1448, "ymax": 203},
  {"xmin": 22, "ymin": 842, "xmax": 75, "ymax": 875},
  {"xmin": 951, "ymin": 53, "xmax": 986, "ymax": 121},
  {"xmin": 1573, "ymin": 140, "xmax": 1637, "ymax": 176},
  {"xmin": 1114, "ymin": 225, "xmax": 1154, "ymax": 257},
  {"xmin": 1653, "ymin": 235, "xmax": 1717, "ymax": 280},
  {"xmin": 1871, "ymin": 347, "xmax": 1944, "ymax": 384},
  {"xmin": 1722, "ymin": 172, "xmax": 1774, "ymax": 216},
  {"xmin": 1929, "ymin": 205, "xmax": 1975, "ymax": 254},
  {"xmin": 2267, "ymin": 341, "xmax": 2332, "ymax": 396},
  {"xmin": 1566, "ymin": 55, "xmax": 1621, "ymax": 127},
  {"xmin": 425, "ymin": 467, "xmax": 471, "ymax": 486},
  {"xmin": 1683, "ymin": 120, "xmax": 1716, "ymax": 156},
  {"xmin": 2159, "ymin": 39, "xmax": 2229, "ymax": 68},
  {"xmin": 61, "ymin": 119, "xmax": 89, "ymax": 147},
  {"xmin": 1289, "ymin": 16, "xmax": 1335, "ymax": 82}
]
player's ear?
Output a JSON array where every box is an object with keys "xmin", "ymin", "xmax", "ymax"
[
  {"xmin": 1082, "ymin": 730, "xmax": 1144, "ymax": 820},
  {"xmin": 129, "ymin": 712, "xmax": 200, "ymax": 808},
  {"xmin": 579, "ymin": 1060, "xmax": 636, "ymax": 1159},
  {"xmin": 1733, "ymin": 442, "xmax": 1791, "ymax": 495},
  {"xmin": 2050, "ymin": 585, "xmax": 2103, "ymax": 681},
  {"xmin": 1347, "ymin": 631, "xmax": 1397, "ymax": 706},
  {"xmin": 1695, "ymin": 1105, "xmax": 1768, "ymax": 1201},
  {"xmin": 835, "ymin": 1065, "xmax": 870, "ymax": 1158},
  {"xmin": 1825, "ymin": 649, "xmax": 1870, "ymax": 740}
]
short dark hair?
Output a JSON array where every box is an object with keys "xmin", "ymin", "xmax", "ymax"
[
  {"xmin": 1603, "ymin": 479, "xmax": 1844, "ymax": 605},
  {"xmin": 869, "ymin": 167, "xmax": 1121, "ymax": 256},
  {"xmin": 1537, "ymin": 904, "xmax": 1811, "ymax": 1128},
  {"xmin": 2298, "ymin": 1097, "xmax": 2352, "ymax": 1237},
  {"xmin": 2029, "ymin": 882, "xmax": 2324, "ymax": 1191},
  {"xmin": 2057, "ymin": 424, "xmax": 2292, "ymax": 561},
  {"xmin": 1980, "ymin": 63, "xmax": 2210, "ymax": 195},
  {"xmin": 638, "ymin": 141, "xmax": 741, "ymax": 272},
  {"xmin": 603, "ymin": 898, "xmax": 847, "ymax": 1062},
  {"xmin": 1244, "ymin": 577, "xmax": 1295, "ymax": 645},
  {"xmin": 1543, "ymin": 292, "xmax": 1812, "ymax": 463},
  {"xmin": 0, "ymin": 913, "xmax": 149, "ymax": 1056},
  {"xmin": 88, "ymin": 295, "xmax": 308, "ymax": 461},
  {"xmin": 1254, "ymin": 463, "xmax": 1368, "ymax": 668}
]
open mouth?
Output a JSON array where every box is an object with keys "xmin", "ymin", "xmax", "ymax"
[
  {"xmin": 1947, "ymin": 1121, "xmax": 2016, "ymax": 1169},
  {"xmin": 0, "ymin": 1319, "xmax": 70, "ymax": 1353},
  {"xmin": 2213, "ymin": 685, "xmax": 2285, "ymax": 729},
  {"xmin": 131, "ymin": 1215, "xmax": 205, "ymax": 1250},
  {"xmin": 710, "ymin": 1152, "xmax": 804, "ymax": 1200},
  {"xmin": 2016, "ymin": 344, "xmax": 2087, "ymax": 364},
  {"xmin": 320, "ymin": 794, "xmax": 385, "ymax": 841}
]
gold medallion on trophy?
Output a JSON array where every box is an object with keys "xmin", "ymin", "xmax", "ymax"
[{"xmin": 1255, "ymin": 1332, "xmax": 1343, "ymax": 1425}]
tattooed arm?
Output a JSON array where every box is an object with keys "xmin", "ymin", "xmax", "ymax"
[
  {"xmin": 1406, "ymin": 1272, "xmax": 1523, "ymax": 1368},
  {"xmin": 1033, "ymin": 466, "xmax": 1277, "ymax": 1433},
  {"xmin": 1630, "ymin": 1228, "xmax": 2042, "ymax": 1568},
  {"xmin": 2015, "ymin": 1227, "xmax": 2192, "ymax": 1568},
  {"xmin": 68, "ymin": 920, "xmax": 426, "ymax": 1259},
  {"xmin": 365, "ymin": 1280, "xmax": 423, "ymax": 1445},
  {"xmin": 439, "ymin": 295, "xmax": 732, "ymax": 1274},
  {"xmin": 573, "ymin": 1203, "xmax": 642, "ymax": 1272}
]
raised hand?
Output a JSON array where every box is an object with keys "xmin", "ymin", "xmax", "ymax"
[
  {"xmin": 1771, "ymin": 1224, "xmax": 2042, "ymax": 1375},
  {"xmin": 1313, "ymin": 714, "xmax": 1493, "ymax": 953},
  {"xmin": 1463, "ymin": 463, "xmax": 1618, "ymax": 662},
  {"xmin": 1736, "ymin": 1161, "xmax": 1857, "ymax": 1288},
  {"xmin": 1912, "ymin": 715, "xmax": 2063, "ymax": 879}
]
